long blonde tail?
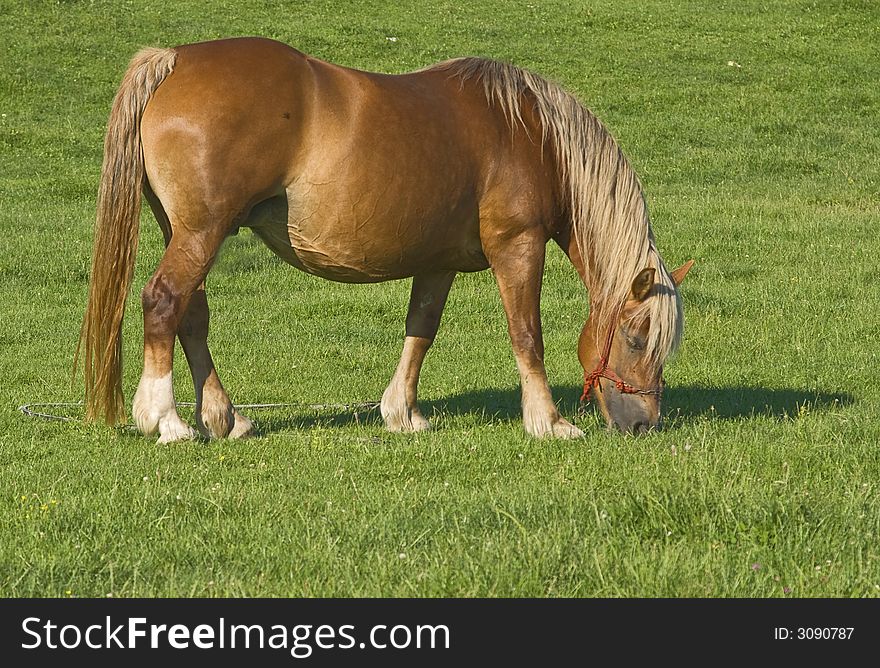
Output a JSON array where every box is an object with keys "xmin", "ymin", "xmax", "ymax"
[{"xmin": 76, "ymin": 47, "xmax": 177, "ymax": 425}]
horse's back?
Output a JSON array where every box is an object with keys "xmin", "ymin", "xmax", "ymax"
[
  {"xmin": 143, "ymin": 36, "xmax": 488, "ymax": 190},
  {"xmin": 140, "ymin": 37, "xmax": 556, "ymax": 281}
]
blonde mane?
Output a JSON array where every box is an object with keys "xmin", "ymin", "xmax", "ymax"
[{"xmin": 431, "ymin": 57, "xmax": 683, "ymax": 366}]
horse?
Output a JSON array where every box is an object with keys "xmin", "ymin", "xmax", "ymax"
[{"xmin": 77, "ymin": 37, "xmax": 693, "ymax": 443}]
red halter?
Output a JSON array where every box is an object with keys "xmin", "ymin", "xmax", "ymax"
[{"xmin": 580, "ymin": 316, "xmax": 664, "ymax": 402}]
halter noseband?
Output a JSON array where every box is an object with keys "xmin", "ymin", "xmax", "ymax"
[{"xmin": 580, "ymin": 314, "xmax": 664, "ymax": 403}]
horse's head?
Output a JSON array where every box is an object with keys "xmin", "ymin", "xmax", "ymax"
[{"xmin": 578, "ymin": 260, "xmax": 693, "ymax": 435}]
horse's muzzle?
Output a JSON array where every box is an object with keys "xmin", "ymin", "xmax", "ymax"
[{"xmin": 612, "ymin": 417, "xmax": 662, "ymax": 435}]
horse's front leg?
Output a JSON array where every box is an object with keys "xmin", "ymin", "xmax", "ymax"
[
  {"xmin": 381, "ymin": 270, "xmax": 456, "ymax": 432},
  {"xmin": 488, "ymin": 232, "xmax": 584, "ymax": 439}
]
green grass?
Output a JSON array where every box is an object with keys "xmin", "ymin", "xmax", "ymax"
[{"xmin": 1, "ymin": 0, "xmax": 879, "ymax": 597}]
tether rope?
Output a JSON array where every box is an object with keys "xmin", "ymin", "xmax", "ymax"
[{"xmin": 18, "ymin": 401, "xmax": 381, "ymax": 431}]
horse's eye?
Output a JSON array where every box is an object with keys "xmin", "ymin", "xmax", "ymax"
[{"xmin": 623, "ymin": 330, "xmax": 646, "ymax": 350}]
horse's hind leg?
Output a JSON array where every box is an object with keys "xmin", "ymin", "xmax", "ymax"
[
  {"xmin": 178, "ymin": 287, "xmax": 253, "ymax": 439},
  {"xmin": 381, "ymin": 270, "xmax": 456, "ymax": 432},
  {"xmin": 141, "ymin": 189, "xmax": 250, "ymax": 440},
  {"xmin": 132, "ymin": 227, "xmax": 227, "ymax": 443},
  {"xmin": 486, "ymin": 231, "xmax": 584, "ymax": 439}
]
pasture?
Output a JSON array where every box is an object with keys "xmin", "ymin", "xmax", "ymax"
[{"xmin": 1, "ymin": 0, "xmax": 878, "ymax": 597}]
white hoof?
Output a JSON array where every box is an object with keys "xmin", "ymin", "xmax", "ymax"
[
  {"xmin": 228, "ymin": 410, "xmax": 255, "ymax": 439},
  {"xmin": 384, "ymin": 408, "xmax": 432, "ymax": 433},
  {"xmin": 156, "ymin": 416, "xmax": 196, "ymax": 444},
  {"xmin": 382, "ymin": 402, "xmax": 432, "ymax": 432},
  {"xmin": 381, "ymin": 384, "xmax": 431, "ymax": 433},
  {"xmin": 524, "ymin": 410, "xmax": 585, "ymax": 439},
  {"xmin": 133, "ymin": 372, "xmax": 183, "ymax": 437},
  {"xmin": 550, "ymin": 417, "xmax": 585, "ymax": 439}
]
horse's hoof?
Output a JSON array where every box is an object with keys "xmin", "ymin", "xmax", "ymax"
[
  {"xmin": 228, "ymin": 410, "xmax": 255, "ymax": 439},
  {"xmin": 409, "ymin": 412, "xmax": 432, "ymax": 432},
  {"xmin": 156, "ymin": 418, "xmax": 197, "ymax": 444},
  {"xmin": 383, "ymin": 407, "xmax": 431, "ymax": 433},
  {"xmin": 197, "ymin": 403, "xmax": 235, "ymax": 439},
  {"xmin": 524, "ymin": 412, "xmax": 585, "ymax": 439},
  {"xmin": 550, "ymin": 417, "xmax": 584, "ymax": 439}
]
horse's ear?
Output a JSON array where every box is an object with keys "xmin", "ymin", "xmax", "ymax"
[
  {"xmin": 671, "ymin": 259, "xmax": 695, "ymax": 286},
  {"xmin": 630, "ymin": 268, "xmax": 655, "ymax": 302}
]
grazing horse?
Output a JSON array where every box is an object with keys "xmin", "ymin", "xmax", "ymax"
[{"xmin": 78, "ymin": 37, "xmax": 692, "ymax": 442}]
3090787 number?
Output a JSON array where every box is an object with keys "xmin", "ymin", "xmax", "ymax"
[
  {"xmin": 796, "ymin": 627, "xmax": 853, "ymax": 640},
  {"xmin": 774, "ymin": 627, "xmax": 854, "ymax": 640}
]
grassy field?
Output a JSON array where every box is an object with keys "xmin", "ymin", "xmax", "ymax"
[{"xmin": 1, "ymin": 0, "xmax": 878, "ymax": 597}]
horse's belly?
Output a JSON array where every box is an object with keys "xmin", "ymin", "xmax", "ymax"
[{"xmin": 246, "ymin": 193, "xmax": 487, "ymax": 282}]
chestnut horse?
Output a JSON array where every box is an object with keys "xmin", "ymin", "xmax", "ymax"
[{"xmin": 78, "ymin": 37, "xmax": 692, "ymax": 442}]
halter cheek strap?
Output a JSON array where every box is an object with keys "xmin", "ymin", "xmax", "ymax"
[{"xmin": 580, "ymin": 318, "xmax": 664, "ymax": 402}]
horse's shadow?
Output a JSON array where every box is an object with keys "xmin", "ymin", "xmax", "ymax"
[
  {"xmin": 248, "ymin": 384, "xmax": 853, "ymax": 434},
  {"xmin": 660, "ymin": 385, "xmax": 852, "ymax": 421},
  {"xmin": 425, "ymin": 384, "xmax": 852, "ymax": 423}
]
